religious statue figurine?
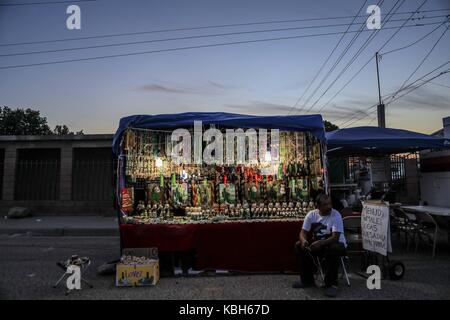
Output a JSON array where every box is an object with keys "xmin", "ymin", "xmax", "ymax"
[
  {"xmin": 250, "ymin": 185, "xmax": 258, "ymax": 201},
  {"xmin": 279, "ymin": 184, "xmax": 286, "ymax": 196},
  {"xmin": 137, "ymin": 201, "xmax": 146, "ymax": 216}
]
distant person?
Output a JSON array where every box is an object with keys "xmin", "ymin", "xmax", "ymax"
[
  {"xmin": 292, "ymin": 194, "xmax": 347, "ymax": 298},
  {"xmin": 357, "ymin": 158, "xmax": 372, "ymax": 196}
]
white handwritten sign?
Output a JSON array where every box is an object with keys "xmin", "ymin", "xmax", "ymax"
[{"xmin": 361, "ymin": 202, "xmax": 392, "ymax": 256}]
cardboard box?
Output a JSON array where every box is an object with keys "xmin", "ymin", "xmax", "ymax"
[{"xmin": 116, "ymin": 248, "xmax": 160, "ymax": 287}]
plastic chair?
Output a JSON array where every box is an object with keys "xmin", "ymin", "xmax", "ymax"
[
  {"xmin": 308, "ymin": 217, "xmax": 355, "ymax": 288},
  {"xmin": 391, "ymin": 208, "xmax": 420, "ymax": 251},
  {"xmin": 313, "ymin": 254, "xmax": 351, "ymax": 287},
  {"xmin": 340, "ymin": 207, "xmax": 356, "ymax": 218},
  {"xmin": 343, "ymin": 216, "xmax": 364, "ymax": 255},
  {"xmin": 413, "ymin": 212, "xmax": 443, "ymax": 258}
]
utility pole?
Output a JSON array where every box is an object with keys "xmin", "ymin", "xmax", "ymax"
[
  {"xmin": 375, "ymin": 52, "xmax": 385, "ymax": 128},
  {"xmin": 375, "ymin": 52, "xmax": 389, "ymax": 192}
]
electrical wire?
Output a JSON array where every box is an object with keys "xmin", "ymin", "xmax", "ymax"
[
  {"xmin": 303, "ymin": 0, "xmax": 406, "ymax": 114},
  {"xmin": 2, "ymin": 8, "xmax": 449, "ymax": 47},
  {"xmin": 391, "ymin": 23, "xmax": 450, "ymax": 100},
  {"xmin": 295, "ymin": 0, "xmax": 387, "ymax": 114},
  {"xmin": 426, "ymin": 80, "xmax": 450, "ymax": 89},
  {"xmin": 342, "ymin": 68, "xmax": 450, "ymax": 128},
  {"xmin": 386, "ymin": 69, "xmax": 450, "ymax": 105},
  {"xmin": 381, "ymin": 19, "xmax": 448, "ymax": 55},
  {"xmin": 0, "ymin": 20, "xmax": 442, "ymax": 70},
  {"xmin": 9, "ymin": 14, "xmax": 446, "ymax": 59},
  {"xmin": 286, "ymin": 0, "xmax": 368, "ymax": 115},
  {"xmin": 339, "ymin": 61, "xmax": 450, "ymax": 127},
  {"xmin": 0, "ymin": 0, "xmax": 95, "ymax": 6},
  {"xmin": 316, "ymin": 0, "xmax": 431, "ymax": 115},
  {"xmin": 325, "ymin": 19, "xmax": 446, "ymax": 118}
]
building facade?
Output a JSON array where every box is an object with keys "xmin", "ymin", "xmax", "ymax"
[
  {"xmin": 420, "ymin": 116, "xmax": 450, "ymax": 207},
  {"xmin": 0, "ymin": 134, "xmax": 116, "ymax": 216}
]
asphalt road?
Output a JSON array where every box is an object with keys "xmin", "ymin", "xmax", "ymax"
[{"xmin": 0, "ymin": 234, "xmax": 449, "ymax": 300}]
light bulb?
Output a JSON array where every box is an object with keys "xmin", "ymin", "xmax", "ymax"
[{"xmin": 155, "ymin": 157, "xmax": 163, "ymax": 168}]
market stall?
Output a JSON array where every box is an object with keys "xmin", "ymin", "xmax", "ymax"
[
  {"xmin": 326, "ymin": 126, "xmax": 450, "ymax": 208},
  {"xmin": 326, "ymin": 126, "xmax": 449, "ymax": 155},
  {"xmin": 113, "ymin": 112, "xmax": 327, "ymax": 272}
]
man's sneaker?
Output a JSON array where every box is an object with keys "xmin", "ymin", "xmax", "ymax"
[
  {"xmin": 323, "ymin": 285, "xmax": 338, "ymax": 297},
  {"xmin": 292, "ymin": 280, "xmax": 314, "ymax": 289}
]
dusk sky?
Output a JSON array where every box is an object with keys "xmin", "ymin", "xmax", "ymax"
[{"xmin": 0, "ymin": 0, "xmax": 449, "ymax": 134}]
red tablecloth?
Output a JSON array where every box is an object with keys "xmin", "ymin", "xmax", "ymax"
[{"xmin": 120, "ymin": 220, "xmax": 303, "ymax": 272}]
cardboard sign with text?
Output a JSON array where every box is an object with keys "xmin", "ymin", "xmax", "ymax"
[
  {"xmin": 361, "ymin": 202, "xmax": 392, "ymax": 256},
  {"xmin": 116, "ymin": 248, "xmax": 159, "ymax": 287}
]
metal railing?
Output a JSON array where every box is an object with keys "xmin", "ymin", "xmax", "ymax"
[
  {"xmin": 72, "ymin": 160, "xmax": 115, "ymax": 201},
  {"xmin": 390, "ymin": 154, "xmax": 419, "ymax": 195},
  {"xmin": 14, "ymin": 160, "xmax": 60, "ymax": 200}
]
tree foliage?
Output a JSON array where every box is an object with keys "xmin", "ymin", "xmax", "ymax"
[
  {"xmin": 0, "ymin": 106, "xmax": 83, "ymax": 135},
  {"xmin": 324, "ymin": 120, "xmax": 339, "ymax": 132}
]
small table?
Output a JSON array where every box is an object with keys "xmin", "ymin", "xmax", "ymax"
[
  {"xmin": 401, "ymin": 205, "xmax": 450, "ymax": 256},
  {"xmin": 400, "ymin": 206, "xmax": 450, "ymax": 217}
]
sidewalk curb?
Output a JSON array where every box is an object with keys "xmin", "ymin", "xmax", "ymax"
[{"xmin": 0, "ymin": 228, "xmax": 119, "ymax": 237}]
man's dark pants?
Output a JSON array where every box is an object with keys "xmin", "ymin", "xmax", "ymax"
[{"xmin": 294, "ymin": 241, "xmax": 346, "ymax": 287}]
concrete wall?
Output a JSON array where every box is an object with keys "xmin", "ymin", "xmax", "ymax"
[
  {"xmin": 419, "ymin": 149, "xmax": 450, "ymax": 207},
  {"xmin": 0, "ymin": 134, "xmax": 115, "ymax": 216},
  {"xmin": 420, "ymin": 172, "xmax": 450, "ymax": 207}
]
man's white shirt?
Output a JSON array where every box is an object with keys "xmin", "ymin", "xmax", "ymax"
[{"xmin": 302, "ymin": 209, "xmax": 347, "ymax": 247}]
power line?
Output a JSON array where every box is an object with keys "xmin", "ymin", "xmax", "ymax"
[
  {"xmin": 386, "ymin": 69, "xmax": 450, "ymax": 105},
  {"xmin": 341, "ymin": 61, "xmax": 444, "ymax": 126},
  {"xmin": 2, "ymin": 8, "xmax": 449, "ymax": 47},
  {"xmin": 381, "ymin": 19, "xmax": 448, "ymax": 55},
  {"xmin": 0, "ymin": 20, "xmax": 442, "ymax": 71},
  {"xmin": 337, "ymin": 94, "xmax": 388, "ymax": 127},
  {"xmin": 6, "ymin": 14, "xmax": 442, "ymax": 59},
  {"xmin": 426, "ymin": 80, "xmax": 450, "ymax": 89},
  {"xmin": 2, "ymin": 15, "xmax": 445, "ymax": 58},
  {"xmin": 338, "ymin": 60, "xmax": 450, "ymax": 127},
  {"xmin": 321, "ymin": 35, "xmax": 443, "ymax": 117},
  {"xmin": 388, "ymin": 60, "xmax": 450, "ymax": 98},
  {"xmin": 286, "ymin": 0, "xmax": 368, "ymax": 115},
  {"xmin": 303, "ymin": 0, "xmax": 404, "ymax": 115},
  {"xmin": 316, "ymin": 0, "xmax": 431, "ymax": 115},
  {"xmin": 303, "ymin": 0, "xmax": 406, "ymax": 114},
  {"xmin": 317, "ymin": 59, "xmax": 373, "ymax": 115},
  {"xmin": 342, "ymin": 110, "xmax": 377, "ymax": 127},
  {"xmin": 296, "ymin": 0, "xmax": 387, "ymax": 114},
  {"xmin": 367, "ymin": 115, "xmax": 378, "ymax": 125},
  {"xmin": 391, "ymin": 23, "xmax": 449, "ymax": 100},
  {"xmin": 0, "ymin": 0, "xmax": 95, "ymax": 6},
  {"xmin": 342, "ymin": 109, "xmax": 378, "ymax": 128},
  {"xmin": 343, "ymin": 67, "xmax": 450, "ymax": 128}
]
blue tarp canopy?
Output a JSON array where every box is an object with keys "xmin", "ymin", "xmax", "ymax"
[
  {"xmin": 326, "ymin": 126, "xmax": 450, "ymax": 156},
  {"xmin": 113, "ymin": 112, "xmax": 326, "ymax": 154}
]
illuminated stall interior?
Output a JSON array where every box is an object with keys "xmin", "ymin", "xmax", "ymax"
[{"xmin": 117, "ymin": 124, "xmax": 324, "ymax": 224}]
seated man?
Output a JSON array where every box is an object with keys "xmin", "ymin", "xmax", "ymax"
[{"xmin": 292, "ymin": 194, "xmax": 347, "ymax": 298}]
